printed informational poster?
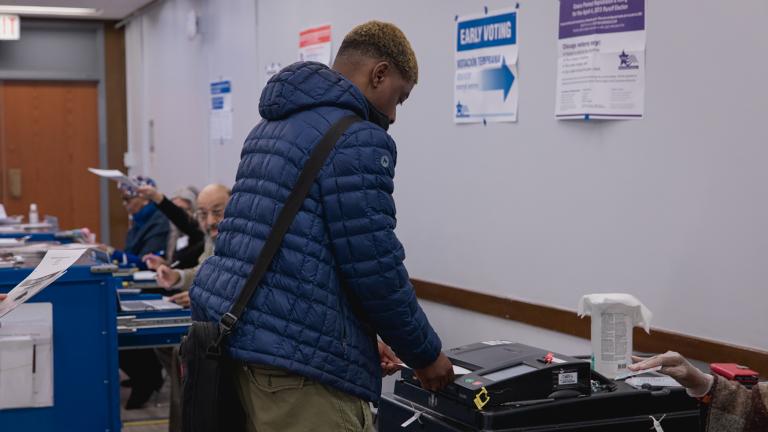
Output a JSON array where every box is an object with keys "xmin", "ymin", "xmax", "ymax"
[
  {"xmin": 0, "ymin": 14, "xmax": 20, "ymax": 41},
  {"xmin": 555, "ymin": 0, "xmax": 646, "ymax": 120},
  {"xmin": 0, "ymin": 247, "xmax": 89, "ymax": 319},
  {"xmin": 265, "ymin": 62, "xmax": 282, "ymax": 87},
  {"xmin": 209, "ymin": 80, "xmax": 233, "ymax": 140},
  {"xmin": 299, "ymin": 24, "xmax": 332, "ymax": 66},
  {"xmin": 454, "ymin": 7, "xmax": 519, "ymax": 124}
]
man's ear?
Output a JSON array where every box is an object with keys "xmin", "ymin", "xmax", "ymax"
[{"xmin": 370, "ymin": 61, "xmax": 390, "ymax": 89}]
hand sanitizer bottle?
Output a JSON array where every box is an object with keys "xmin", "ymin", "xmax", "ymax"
[{"xmin": 29, "ymin": 203, "xmax": 39, "ymax": 224}]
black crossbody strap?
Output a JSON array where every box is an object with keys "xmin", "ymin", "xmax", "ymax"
[{"xmin": 207, "ymin": 114, "xmax": 361, "ymax": 358}]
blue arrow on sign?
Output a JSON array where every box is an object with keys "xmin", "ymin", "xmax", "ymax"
[{"xmin": 480, "ymin": 57, "xmax": 515, "ymax": 101}]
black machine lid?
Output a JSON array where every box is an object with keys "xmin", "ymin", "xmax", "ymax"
[{"xmin": 448, "ymin": 342, "xmax": 543, "ymax": 369}]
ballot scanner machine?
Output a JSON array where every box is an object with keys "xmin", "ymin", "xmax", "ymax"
[{"xmin": 379, "ymin": 341, "xmax": 702, "ymax": 431}]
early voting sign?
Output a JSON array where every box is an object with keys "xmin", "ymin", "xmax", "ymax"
[
  {"xmin": 555, "ymin": 0, "xmax": 646, "ymax": 119},
  {"xmin": 454, "ymin": 8, "xmax": 519, "ymax": 124}
]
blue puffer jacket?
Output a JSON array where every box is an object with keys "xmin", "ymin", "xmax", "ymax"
[{"xmin": 190, "ymin": 62, "xmax": 442, "ymax": 402}]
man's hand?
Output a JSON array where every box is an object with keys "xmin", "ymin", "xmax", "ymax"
[
  {"xmin": 414, "ymin": 352, "xmax": 455, "ymax": 392},
  {"xmin": 378, "ymin": 341, "xmax": 403, "ymax": 376},
  {"xmin": 142, "ymin": 254, "xmax": 167, "ymax": 270},
  {"xmin": 137, "ymin": 185, "xmax": 164, "ymax": 204},
  {"xmin": 0, "ymin": 294, "xmax": 6, "ymax": 302},
  {"xmin": 629, "ymin": 351, "xmax": 713, "ymax": 396},
  {"xmin": 168, "ymin": 292, "xmax": 190, "ymax": 308},
  {"xmin": 156, "ymin": 265, "xmax": 181, "ymax": 289}
]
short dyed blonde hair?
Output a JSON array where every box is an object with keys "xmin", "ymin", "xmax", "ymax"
[{"xmin": 337, "ymin": 21, "xmax": 419, "ymax": 83}]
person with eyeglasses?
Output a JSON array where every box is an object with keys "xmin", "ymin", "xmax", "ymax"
[
  {"xmin": 125, "ymin": 184, "xmax": 214, "ymax": 431},
  {"xmin": 112, "ymin": 176, "xmax": 170, "ymax": 409},
  {"xmin": 154, "ymin": 183, "xmax": 231, "ymax": 295},
  {"xmin": 123, "ymin": 184, "xmax": 229, "ymax": 429}
]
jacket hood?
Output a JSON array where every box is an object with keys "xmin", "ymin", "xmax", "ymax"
[{"xmin": 259, "ymin": 62, "xmax": 370, "ymax": 121}]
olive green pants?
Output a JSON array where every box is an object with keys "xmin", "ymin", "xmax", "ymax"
[{"xmin": 236, "ymin": 364, "xmax": 375, "ymax": 432}]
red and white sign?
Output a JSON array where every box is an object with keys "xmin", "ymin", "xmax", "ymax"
[
  {"xmin": 0, "ymin": 14, "xmax": 20, "ymax": 41},
  {"xmin": 299, "ymin": 24, "xmax": 332, "ymax": 66}
]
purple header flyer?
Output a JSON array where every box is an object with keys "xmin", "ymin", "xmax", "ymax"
[{"xmin": 559, "ymin": 0, "xmax": 645, "ymax": 40}]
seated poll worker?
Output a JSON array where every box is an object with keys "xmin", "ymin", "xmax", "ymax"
[
  {"xmin": 138, "ymin": 185, "xmax": 205, "ymax": 270},
  {"xmin": 134, "ymin": 185, "xmax": 207, "ymax": 432},
  {"xmin": 189, "ymin": 21, "xmax": 454, "ymax": 431},
  {"xmin": 630, "ymin": 352, "xmax": 767, "ymax": 431},
  {"xmin": 112, "ymin": 177, "xmax": 169, "ymax": 409},
  {"xmin": 143, "ymin": 184, "xmax": 230, "ymax": 431},
  {"xmin": 110, "ymin": 176, "xmax": 170, "ymax": 270},
  {"xmin": 154, "ymin": 183, "xmax": 231, "ymax": 303}
]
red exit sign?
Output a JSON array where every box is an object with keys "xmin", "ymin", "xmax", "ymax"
[{"xmin": 0, "ymin": 14, "xmax": 20, "ymax": 40}]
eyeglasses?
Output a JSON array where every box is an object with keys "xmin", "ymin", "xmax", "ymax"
[{"xmin": 196, "ymin": 208, "xmax": 225, "ymax": 220}]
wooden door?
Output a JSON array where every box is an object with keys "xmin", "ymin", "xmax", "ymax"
[{"xmin": 0, "ymin": 81, "xmax": 100, "ymax": 234}]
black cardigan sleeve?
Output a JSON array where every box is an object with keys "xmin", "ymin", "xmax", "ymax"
[{"xmin": 157, "ymin": 196, "xmax": 205, "ymax": 244}]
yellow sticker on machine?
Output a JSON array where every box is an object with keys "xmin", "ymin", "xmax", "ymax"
[{"xmin": 473, "ymin": 386, "xmax": 490, "ymax": 410}]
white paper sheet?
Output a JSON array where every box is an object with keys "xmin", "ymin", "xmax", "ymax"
[
  {"xmin": 0, "ymin": 216, "xmax": 23, "ymax": 226},
  {"xmin": 117, "ymin": 288, "xmax": 141, "ymax": 295},
  {"xmin": 87, "ymin": 168, "xmax": 138, "ymax": 188},
  {"xmin": 395, "ymin": 362, "xmax": 472, "ymax": 376},
  {"xmin": 209, "ymin": 110, "xmax": 233, "ymax": 140},
  {"xmin": 119, "ymin": 299, "xmax": 182, "ymax": 312},
  {"xmin": 625, "ymin": 376, "xmax": 682, "ymax": 388},
  {"xmin": 132, "ymin": 271, "xmax": 157, "ymax": 282},
  {"xmin": 453, "ymin": 365, "xmax": 472, "ymax": 375},
  {"xmin": 615, "ymin": 365, "xmax": 662, "ymax": 380},
  {"xmin": 265, "ymin": 62, "xmax": 282, "ymax": 87},
  {"xmin": 0, "ymin": 247, "xmax": 89, "ymax": 319}
]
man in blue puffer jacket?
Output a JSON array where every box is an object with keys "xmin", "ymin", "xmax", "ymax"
[{"xmin": 190, "ymin": 21, "xmax": 453, "ymax": 431}]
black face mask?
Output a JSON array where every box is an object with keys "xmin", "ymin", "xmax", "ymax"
[{"xmin": 366, "ymin": 99, "xmax": 391, "ymax": 131}]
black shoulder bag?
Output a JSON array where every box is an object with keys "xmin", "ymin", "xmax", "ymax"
[{"xmin": 180, "ymin": 115, "xmax": 361, "ymax": 432}]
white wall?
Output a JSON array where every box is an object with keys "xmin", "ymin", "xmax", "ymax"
[
  {"xmin": 125, "ymin": 0, "xmax": 260, "ymax": 191},
  {"xmin": 125, "ymin": 0, "xmax": 768, "ymax": 353}
]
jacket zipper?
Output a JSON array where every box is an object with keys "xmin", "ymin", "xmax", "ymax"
[{"xmin": 338, "ymin": 295, "xmax": 348, "ymax": 354}]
